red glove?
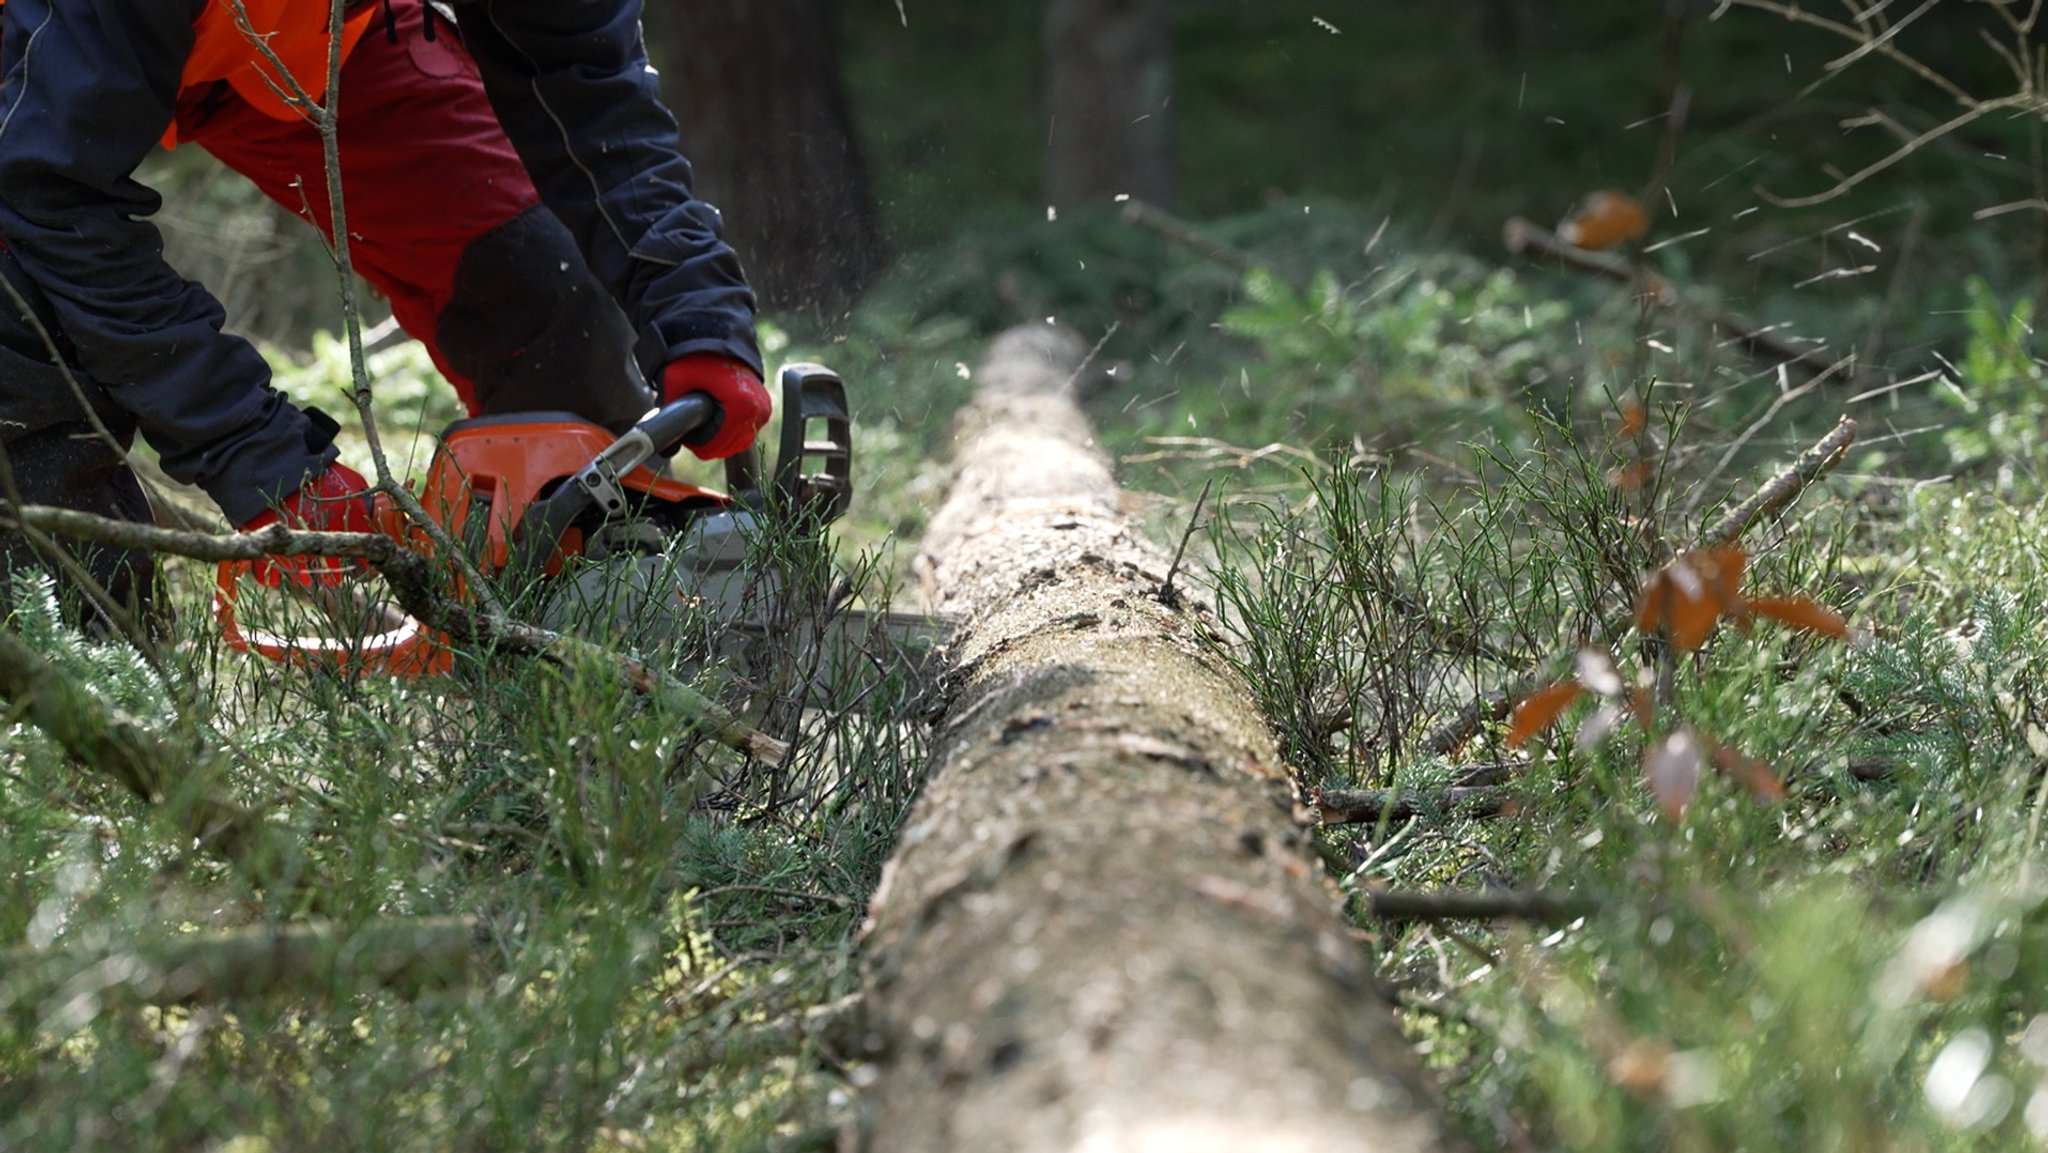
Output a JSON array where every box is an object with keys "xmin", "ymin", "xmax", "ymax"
[
  {"xmin": 239, "ymin": 462, "xmax": 376, "ymax": 589},
  {"xmin": 660, "ymin": 354, "xmax": 771, "ymax": 461}
]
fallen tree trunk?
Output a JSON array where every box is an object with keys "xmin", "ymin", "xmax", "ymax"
[{"xmin": 858, "ymin": 326, "xmax": 1461, "ymax": 1151}]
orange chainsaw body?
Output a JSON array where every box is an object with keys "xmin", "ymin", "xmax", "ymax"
[{"xmin": 216, "ymin": 414, "xmax": 733, "ymax": 677}]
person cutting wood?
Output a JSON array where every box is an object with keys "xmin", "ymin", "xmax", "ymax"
[{"xmin": 0, "ymin": 0, "xmax": 769, "ymax": 624}]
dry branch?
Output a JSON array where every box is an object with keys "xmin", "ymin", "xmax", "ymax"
[
  {"xmin": 0, "ymin": 917, "xmax": 481, "ymax": 1008},
  {"xmin": 860, "ymin": 326, "xmax": 1461, "ymax": 1152},
  {"xmin": 1422, "ymin": 417, "xmax": 1857, "ymax": 759},
  {"xmin": 1313, "ymin": 785, "xmax": 1514, "ymax": 827},
  {"xmin": 1119, "ymin": 198, "xmax": 1262, "ymax": 274},
  {"xmin": 1697, "ymin": 417, "xmax": 1858, "ymax": 548},
  {"xmin": 1364, "ymin": 889, "xmax": 1589, "ymax": 926},
  {"xmin": 0, "ymin": 503, "xmax": 784, "ymax": 760},
  {"xmin": 1503, "ymin": 216, "xmax": 1841, "ymax": 379},
  {"xmin": 0, "ymin": 626, "xmax": 304, "ymax": 897}
]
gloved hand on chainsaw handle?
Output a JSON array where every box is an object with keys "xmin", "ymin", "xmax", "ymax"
[
  {"xmin": 661, "ymin": 354, "xmax": 772, "ymax": 461},
  {"xmin": 238, "ymin": 461, "xmax": 377, "ymax": 589}
]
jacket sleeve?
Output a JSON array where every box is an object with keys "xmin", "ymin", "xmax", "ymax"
[
  {"xmin": 0, "ymin": 0, "xmax": 335, "ymax": 525},
  {"xmin": 453, "ymin": 0, "xmax": 761, "ymax": 378}
]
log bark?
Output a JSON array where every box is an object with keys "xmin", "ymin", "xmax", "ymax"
[{"xmin": 858, "ymin": 326, "xmax": 1461, "ymax": 1152}]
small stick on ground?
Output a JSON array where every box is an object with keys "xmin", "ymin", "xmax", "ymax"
[
  {"xmin": 1312, "ymin": 785, "xmax": 1513, "ymax": 827},
  {"xmin": 1154, "ymin": 477, "xmax": 1213, "ymax": 608},
  {"xmin": 1364, "ymin": 888, "xmax": 1590, "ymax": 926}
]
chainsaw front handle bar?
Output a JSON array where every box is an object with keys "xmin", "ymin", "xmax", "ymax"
[{"xmin": 509, "ymin": 392, "xmax": 717, "ymax": 576}]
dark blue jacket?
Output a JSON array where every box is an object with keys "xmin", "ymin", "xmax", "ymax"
[{"xmin": 0, "ymin": 0, "xmax": 758, "ymax": 524}]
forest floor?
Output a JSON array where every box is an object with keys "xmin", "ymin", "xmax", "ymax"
[
  {"xmin": 11, "ymin": 7, "xmax": 2048, "ymax": 1140},
  {"xmin": 7, "ymin": 186, "xmax": 2048, "ymax": 1149}
]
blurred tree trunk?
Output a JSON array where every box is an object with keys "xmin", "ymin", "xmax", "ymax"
[
  {"xmin": 1043, "ymin": 0, "xmax": 1175, "ymax": 211},
  {"xmin": 1477, "ymin": 0, "xmax": 1533, "ymax": 56},
  {"xmin": 650, "ymin": 0, "xmax": 883, "ymax": 315}
]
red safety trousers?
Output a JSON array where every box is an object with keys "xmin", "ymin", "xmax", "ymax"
[{"xmin": 176, "ymin": 0, "xmax": 640, "ymax": 420}]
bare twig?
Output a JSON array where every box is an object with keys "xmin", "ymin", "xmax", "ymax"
[
  {"xmin": 0, "ymin": 917, "xmax": 482, "ymax": 1007},
  {"xmin": 1503, "ymin": 217, "xmax": 1842, "ymax": 378},
  {"xmin": 1119, "ymin": 199, "xmax": 1263, "ymax": 275},
  {"xmin": 1155, "ymin": 477, "xmax": 1214, "ymax": 608},
  {"xmin": 0, "ymin": 503, "xmax": 786, "ymax": 759},
  {"xmin": 1363, "ymin": 888, "xmax": 1590, "ymax": 925},
  {"xmin": 1718, "ymin": 0, "xmax": 1979, "ymax": 107},
  {"xmin": 1697, "ymin": 417, "xmax": 1859, "ymax": 548},
  {"xmin": 1757, "ymin": 96, "xmax": 2032, "ymax": 209},
  {"xmin": 1312, "ymin": 785, "xmax": 1513, "ymax": 826}
]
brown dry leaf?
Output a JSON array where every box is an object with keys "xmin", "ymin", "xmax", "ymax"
[
  {"xmin": 1921, "ymin": 958, "xmax": 1970, "ymax": 1003},
  {"xmin": 1636, "ymin": 545, "xmax": 1748, "ymax": 653},
  {"xmin": 1613, "ymin": 399, "xmax": 1648, "ymax": 441},
  {"xmin": 1607, "ymin": 459, "xmax": 1654, "ymax": 492},
  {"xmin": 1506, "ymin": 680, "xmax": 1585, "ymax": 748},
  {"xmin": 1607, "ymin": 1039, "xmax": 1672, "ymax": 1095},
  {"xmin": 1711, "ymin": 741, "xmax": 1787, "ymax": 802},
  {"xmin": 1744, "ymin": 594, "xmax": 1851, "ymax": 642},
  {"xmin": 1644, "ymin": 727, "xmax": 1704, "ymax": 819},
  {"xmin": 1559, "ymin": 190, "xmax": 1651, "ymax": 251}
]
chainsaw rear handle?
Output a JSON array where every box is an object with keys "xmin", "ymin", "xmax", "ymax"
[{"xmin": 509, "ymin": 392, "xmax": 717, "ymax": 575}]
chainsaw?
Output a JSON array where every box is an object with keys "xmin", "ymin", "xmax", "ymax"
[{"xmin": 214, "ymin": 363, "xmax": 934, "ymax": 696}]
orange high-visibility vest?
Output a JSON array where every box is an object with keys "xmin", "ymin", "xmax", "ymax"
[
  {"xmin": 170, "ymin": 0, "xmax": 379, "ymax": 144},
  {"xmin": 0, "ymin": 0, "xmax": 378, "ymax": 146}
]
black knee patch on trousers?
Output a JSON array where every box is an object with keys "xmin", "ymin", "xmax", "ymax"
[
  {"xmin": 0, "ymin": 423, "xmax": 163, "ymax": 634},
  {"xmin": 436, "ymin": 204, "xmax": 654, "ymax": 432},
  {"xmin": 0, "ymin": 248, "xmax": 163, "ymax": 633}
]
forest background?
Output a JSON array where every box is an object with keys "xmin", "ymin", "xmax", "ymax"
[{"xmin": 8, "ymin": 1, "xmax": 2048, "ymax": 1150}]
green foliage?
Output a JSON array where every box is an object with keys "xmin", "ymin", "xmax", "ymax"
[
  {"xmin": 1938, "ymin": 278, "xmax": 2048, "ymax": 481},
  {"xmin": 1207, "ymin": 386, "xmax": 2048, "ymax": 1148},
  {"xmin": 1222, "ymin": 260, "xmax": 1569, "ymax": 446},
  {"xmin": 1, "ymin": 510, "xmax": 924, "ymax": 1149}
]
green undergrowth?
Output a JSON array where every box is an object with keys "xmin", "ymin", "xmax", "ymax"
[
  {"xmin": 1, "ymin": 488, "xmax": 922, "ymax": 1149},
  {"xmin": 1205, "ymin": 395, "xmax": 2048, "ymax": 1147}
]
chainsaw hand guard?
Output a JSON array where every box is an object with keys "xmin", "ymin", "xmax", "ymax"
[
  {"xmin": 771, "ymin": 364, "xmax": 853, "ymax": 527},
  {"xmin": 509, "ymin": 392, "xmax": 717, "ymax": 576}
]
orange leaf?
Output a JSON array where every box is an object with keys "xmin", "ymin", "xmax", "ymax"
[
  {"xmin": 1743, "ymin": 594, "xmax": 1850, "ymax": 642},
  {"xmin": 1506, "ymin": 680, "xmax": 1585, "ymax": 748},
  {"xmin": 1607, "ymin": 459, "xmax": 1654, "ymax": 492},
  {"xmin": 1711, "ymin": 742, "xmax": 1786, "ymax": 802},
  {"xmin": 1636, "ymin": 546, "xmax": 1747, "ymax": 653},
  {"xmin": 1613, "ymin": 399, "xmax": 1648, "ymax": 441},
  {"xmin": 1559, "ymin": 190, "xmax": 1650, "ymax": 251},
  {"xmin": 1644, "ymin": 727, "xmax": 1703, "ymax": 819}
]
